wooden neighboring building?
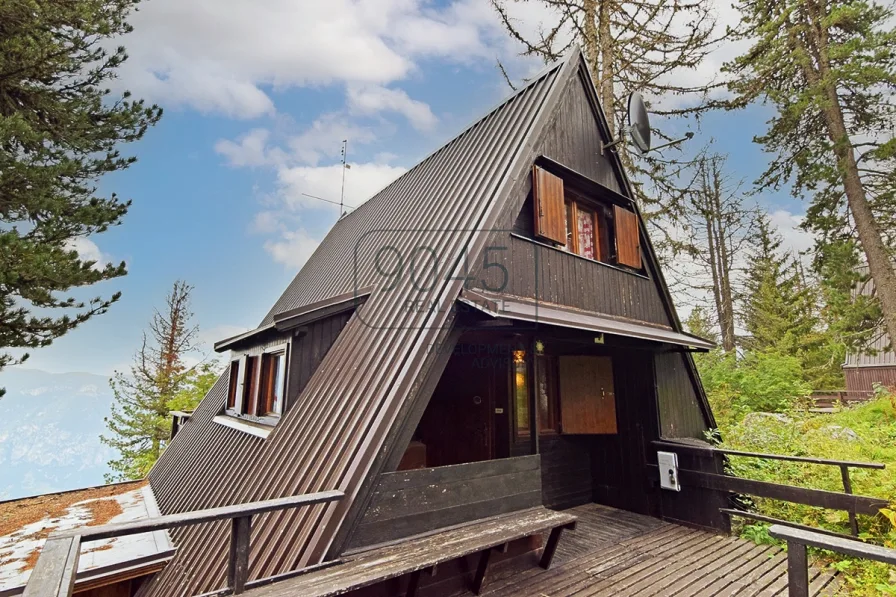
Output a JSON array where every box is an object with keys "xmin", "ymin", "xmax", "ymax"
[
  {"xmin": 136, "ymin": 48, "xmax": 726, "ymax": 597},
  {"xmin": 843, "ymin": 273, "xmax": 896, "ymax": 393}
]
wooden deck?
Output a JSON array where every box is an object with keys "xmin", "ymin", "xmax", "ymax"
[{"xmin": 441, "ymin": 504, "xmax": 839, "ymax": 597}]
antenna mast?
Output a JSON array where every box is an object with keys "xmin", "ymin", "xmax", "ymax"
[{"xmin": 340, "ymin": 139, "xmax": 348, "ymax": 215}]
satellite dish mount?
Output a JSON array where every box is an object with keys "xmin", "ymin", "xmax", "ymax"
[{"xmin": 602, "ymin": 92, "xmax": 693, "ymax": 154}]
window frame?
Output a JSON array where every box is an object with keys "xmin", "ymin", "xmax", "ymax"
[
  {"xmin": 530, "ymin": 158, "xmax": 643, "ymax": 273},
  {"xmin": 511, "ymin": 350, "xmax": 561, "ymax": 439},
  {"xmin": 224, "ymin": 342, "xmax": 289, "ymax": 427}
]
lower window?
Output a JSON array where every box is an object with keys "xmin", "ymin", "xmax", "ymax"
[{"xmin": 226, "ymin": 344, "xmax": 287, "ymax": 423}]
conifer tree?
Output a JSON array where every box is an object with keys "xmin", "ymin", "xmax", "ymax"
[
  {"xmin": 724, "ymin": 0, "xmax": 896, "ymax": 347},
  {"xmin": 743, "ymin": 215, "xmax": 841, "ymax": 387},
  {"xmin": 102, "ymin": 281, "xmax": 199, "ymax": 481},
  {"xmin": 0, "ymin": 0, "xmax": 162, "ymax": 386}
]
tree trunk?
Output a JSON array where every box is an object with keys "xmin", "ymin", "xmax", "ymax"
[
  {"xmin": 711, "ymin": 165, "xmax": 737, "ymax": 351},
  {"xmin": 597, "ymin": 0, "xmax": 615, "ymax": 137},
  {"xmin": 797, "ymin": 0, "xmax": 896, "ymax": 346}
]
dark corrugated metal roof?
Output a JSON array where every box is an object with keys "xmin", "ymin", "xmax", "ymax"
[{"xmin": 142, "ymin": 52, "xmax": 577, "ymax": 597}]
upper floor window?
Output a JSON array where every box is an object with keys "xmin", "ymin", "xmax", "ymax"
[
  {"xmin": 532, "ymin": 165, "xmax": 642, "ymax": 270},
  {"xmin": 226, "ymin": 344, "xmax": 287, "ymax": 423}
]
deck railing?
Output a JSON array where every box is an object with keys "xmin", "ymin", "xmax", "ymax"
[
  {"xmin": 769, "ymin": 524, "xmax": 896, "ymax": 597},
  {"xmin": 652, "ymin": 440, "xmax": 886, "ymax": 537},
  {"xmin": 23, "ymin": 490, "xmax": 344, "ymax": 597}
]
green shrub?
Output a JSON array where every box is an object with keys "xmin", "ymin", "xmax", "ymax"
[{"xmin": 718, "ymin": 395, "xmax": 896, "ymax": 595}]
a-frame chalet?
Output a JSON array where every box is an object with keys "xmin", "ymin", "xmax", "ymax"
[
  {"xmin": 16, "ymin": 47, "xmax": 853, "ymax": 597},
  {"xmin": 136, "ymin": 46, "xmax": 721, "ymax": 596}
]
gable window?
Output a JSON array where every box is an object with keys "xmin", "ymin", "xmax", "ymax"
[
  {"xmin": 225, "ymin": 344, "xmax": 288, "ymax": 424},
  {"xmin": 532, "ymin": 165, "xmax": 641, "ymax": 270}
]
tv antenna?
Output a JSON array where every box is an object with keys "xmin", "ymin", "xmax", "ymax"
[
  {"xmin": 340, "ymin": 139, "xmax": 349, "ymax": 214},
  {"xmin": 602, "ymin": 92, "xmax": 694, "ymax": 154}
]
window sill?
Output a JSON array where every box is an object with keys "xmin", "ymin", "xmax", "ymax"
[
  {"xmin": 213, "ymin": 414, "xmax": 273, "ymax": 439},
  {"xmin": 510, "ymin": 233, "xmax": 648, "ymax": 280}
]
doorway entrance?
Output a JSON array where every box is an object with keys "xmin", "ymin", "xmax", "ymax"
[{"xmin": 407, "ymin": 343, "xmax": 511, "ymax": 469}]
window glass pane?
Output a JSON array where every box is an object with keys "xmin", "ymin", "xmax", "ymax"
[
  {"xmin": 536, "ymin": 356, "xmax": 558, "ymax": 433},
  {"xmin": 270, "ymin": 352, "xmax": 285, "ymax": 415},
  {"xmin": 243, "ymin": 356, "xmax": 258, "ymax": 415},
  {"xmin": 577, "ymin": 207, "xmax": 596, "ymax": 260},
  {"xmin": 227, "ymin": 361, "xmax": 240, "ymax": 409},
  {"xmin": 564, "ymin": 202, "xmax": 573, "ymax": 251},
  {"xmin": 513, "ymin": 350, "xmax": 529, "ymax": 435}
]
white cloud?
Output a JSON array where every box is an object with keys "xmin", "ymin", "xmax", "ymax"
[
  {"xmin": 215, "ymin": 128, "xmax": 272, "ymax": 167},
  {"xmin": 768, "ymin": 208, "xmax": 815, "ymax": 256},
  {"xmin": 348, "ymin": 85, "xmax": 438, "ymax": 131},
  {"xmin": 115, "ymin": 0, "xmax": 500, "ymax": 119},
  {"xmin": 287, "ymin": 115, "xmax": 377, "ymax": 166},
  {"xmin": 63, "ymin": 237, "xmax": 113, "ymax": 271},
  {"xmin": 277, "ymin": 162, "xmax": 407, "ymax": 211},
  {"xmin": 263, "ymin": 229, "xmax": 322, "ymax": 269}
]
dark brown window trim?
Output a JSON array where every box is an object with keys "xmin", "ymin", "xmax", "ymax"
[{"xmin": 510, "ymin": 233, "xmax": 650, "ymax": 281}]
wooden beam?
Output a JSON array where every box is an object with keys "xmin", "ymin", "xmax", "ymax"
[
  {"xmin": 666, "ymin": 467, "xmax": 887, "ymax": 516},
  {"xmin": 228, "ymin": 516, "xmax": 251, "ymax": 594},
  {"xmin": 540, "ymin": 523, "xmax": 573, "ymax": 569},
  {"xmin": 653, "ymin": 440, "xmax": 885, "ymax": 470},
  {"xmin": 405, "ymin": 569, "xmax": 423, "ymax": 597},
  {"xmin": 472, "ymin": 548, "xmax": 492, "ymax": 595},
  {"xmin": 23, "ymin": 537, "xmax": 81, "ymax": 597},
  {"xmin": 787, "ymin": 541, "xmax": 809, "ymax": 597},
  {"xmin": 769, "ymin": 525, "xmax": 896, "ymax": 565},
  {"xmin": 52, "ymin": 490, "xmax": 343, "ymax": 542}
]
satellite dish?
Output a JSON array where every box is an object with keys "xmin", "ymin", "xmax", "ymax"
[{"xmin": 627, "ymin": 92, "xmax": 651, "ymax": 154}]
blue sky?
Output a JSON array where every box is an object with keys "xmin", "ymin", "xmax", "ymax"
[{"xmin": 12, "ymin": 0, "xmax": 813, "ymax": 376}]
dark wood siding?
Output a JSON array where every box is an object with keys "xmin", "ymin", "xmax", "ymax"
[
  {"xmin": 347, "ymin": 456, "xmax": 542, "ymax": 550},
  {"xmin": 287, "ymin": 310, "xmax": 353, "ymax": 403},
  {"xmin": 844, "ymin": 365, "xmax": 896, "ymax": 392},
  {"xmin": 474, "ymin": 233, "xmax": 671, "ymax": 326},
  {"xmin": 655, "ymin": 352, "xmax": 709, "ymax": 439},
  {"xmin": 590, "ymin": 351, "xmax": 661, "ymax": 517},
  {"xmin": 539, "ymin": 435, "xmax": 592, "ymax": 509},
  {"xmin": 538, "ymin": 71, "xmax": 623, "ymax": 193}
]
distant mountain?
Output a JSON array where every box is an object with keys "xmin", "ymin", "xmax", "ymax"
[{"xmin": 0, "ymin": 368, "xmax": 116, "ymax": 500}]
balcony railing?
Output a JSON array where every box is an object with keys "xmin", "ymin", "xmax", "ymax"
[{"xmin": 23, "ymin": 490, "xmax": 344, "ymax": 597}]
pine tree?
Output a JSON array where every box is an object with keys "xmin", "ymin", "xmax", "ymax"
[
  {"xmin": 742, "ymin": 215, "xmax": 841, "ymax": 387},
  {"xmin": 724, "ymin": 0, "xmax": 896, "ymax": 348},
  {"xmin": 0, "ymin": 0, "xmax": 162, "ymax": 388},
  {"xmin": 101, "ymin": 281, "xmax": 198, "ymax": 481}
]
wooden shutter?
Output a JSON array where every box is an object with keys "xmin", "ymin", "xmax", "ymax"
[
  {"xmin": 533, "ymin": 166, "xmax": 566, "ymax": 244},
  {"xmin": 614, "ymin": 205, "xmax": 642, "ymax": 269},
  {"xmin": 559, "ymin": 356, "xmax": 617, "ymax": 434}
]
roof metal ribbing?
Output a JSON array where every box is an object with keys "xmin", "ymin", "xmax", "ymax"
[{"xmin": 141, "ymin": 53, "xmax": 573, "ymax": 597}]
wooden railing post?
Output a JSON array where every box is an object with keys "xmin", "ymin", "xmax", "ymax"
[
  {"xmin": 228, "ymin": 515, "xmax": 252, "ymax": 594},
  {"xmin": 839, "ymin": 464, "xmax": 859, "ymax": 536},
  {"xmin": 771, "ymin": 524, "xmax": 896, "ymax": 597},
  {"xmin": 785, "ymin": 540, "xmax": 809, "ymax": 597},
  {"xmin": 22, "ymin": 536, "xmax": 81, "ymax": 597}
]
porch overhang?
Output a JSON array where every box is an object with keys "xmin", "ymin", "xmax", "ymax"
[{"xmin": 458, "ymin": 290, "xmax": 714, "ymax": 351}]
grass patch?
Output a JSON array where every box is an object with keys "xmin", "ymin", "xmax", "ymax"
[{"xmin": 715, "ymin": 396, "xmax": 896, "ymax": 595}]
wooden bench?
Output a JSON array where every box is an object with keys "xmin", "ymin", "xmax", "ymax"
[{"xmin": 244, "ymin": 507, "xmax": 577, "ymax": 597}]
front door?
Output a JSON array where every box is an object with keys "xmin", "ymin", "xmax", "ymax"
[{"xmin": 419, "ymin": 350, "xmax": 495, "ymax": 466}]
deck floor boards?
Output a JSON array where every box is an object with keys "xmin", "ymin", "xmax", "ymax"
[{"xmin": 443, "ymin": 504, "xmax": 838, "ymax": 597}]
